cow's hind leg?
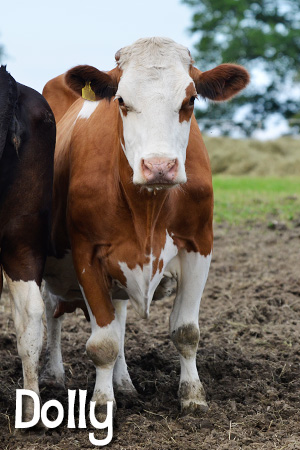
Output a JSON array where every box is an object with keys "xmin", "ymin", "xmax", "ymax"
[
  {"xmin": 170, "ymin": 249, "xmax": 212, "ymax": 415},
  {"xmin": 4, "ymin": 272, "xmax": 44, "ymax": 422},
  {"xmin": 112, "ymin": 299, "xmax": 136, "ymax": 396},
  {"xmin": 40, "ymin": 286, "xmax": 65, "ymax": 389},
  {"xmin": 1, "ymin": 213, "xmax": 51, "ymax": 425}
]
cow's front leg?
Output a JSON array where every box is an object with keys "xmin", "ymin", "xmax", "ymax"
[
  {"xmin": 83, "ymin": 294, "xmax": 120, "ymax": 420},
  {"xmin": 4, "ymin": 272, "xmax": 44, "ymax": 423},
  {"xmin": 112, "ymin": 299, "xmax": 136, "ymax": 395},
  {"xmin": 170, "ymin": 249, "xmax": 212, "ymax": 415},
  {"xmin": 73, "ymin": 242, "xmax": 120, "ymax": 419}
]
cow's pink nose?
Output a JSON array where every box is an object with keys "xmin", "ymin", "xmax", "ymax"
[{"xmin": 141, "ymin": 157, "xmax": 178, "ymax": 184}]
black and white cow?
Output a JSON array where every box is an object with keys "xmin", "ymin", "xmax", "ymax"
[{"xmin": 0, "ymin": 65, "xmax": 55, "ymax": 421}]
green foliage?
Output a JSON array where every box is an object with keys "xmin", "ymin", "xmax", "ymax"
[
  {"xmin": 183, "ymin": 0, "xmax": 300, "ymax": 136},
  {"xmin": 213, "ymin": 176, "xmax": 300, "ymax": 224}
]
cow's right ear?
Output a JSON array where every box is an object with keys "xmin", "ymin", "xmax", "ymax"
[{"xmin": 65, "ymin": 65, "xmax": 121, "ymax": 101}]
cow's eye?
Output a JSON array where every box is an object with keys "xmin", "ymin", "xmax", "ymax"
[
  {"xmin": 118, "ymin": 97, "xmax": 125, "ymax": 106},
  {"xmin": 189, "ymin": 96, "xmax": 196, "ymax": 106}
]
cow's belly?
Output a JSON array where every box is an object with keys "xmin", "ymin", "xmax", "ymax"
[{"xmin": 43, "ymin": 251, "xmax": 83, "ymax": 302}]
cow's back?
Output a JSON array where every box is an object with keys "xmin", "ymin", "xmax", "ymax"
[
  {"xmin": 0, "ymin": 82, "xmax": 55, "ymax": 224},
  {"xmin": 43, "ymin": 74, "xmax": 79, "ymax": 124}
]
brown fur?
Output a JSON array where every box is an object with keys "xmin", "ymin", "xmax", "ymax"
[
  {"xmin": 190, "ymin": 64, "xmax": 250, "ymax": 101},
  {"xmin": 44, "ymin": 81, "xmax": 213, "ymax": 326}
]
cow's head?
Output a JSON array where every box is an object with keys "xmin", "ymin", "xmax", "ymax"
[{"xmin": 66, "ymin": 37, "xmax": 249, "ymax": 188}]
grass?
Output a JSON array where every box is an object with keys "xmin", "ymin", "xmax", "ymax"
[{"xmin": 212, "ymin": 176, "xmax": 300, "ymax": 225}]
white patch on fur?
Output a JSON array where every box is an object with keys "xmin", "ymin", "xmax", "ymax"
[
  {"xmin": 4, "ymin": 273, "xmax": 44, "ymax": 394},
  {"xmin": 115, "ymin": 38, "xmax": 195, "ymax": 185},
  {"xmin": 119, "ymin": 231, "xmax": 178, "ymax": 318},
  {"xmin": 77, "ymin": 100, "xmax": 100, "ymax": 120},
  {"xmin": 117, "ymin": 37, "xmax": 192, "ymax": 71}
]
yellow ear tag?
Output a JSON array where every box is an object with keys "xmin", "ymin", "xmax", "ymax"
[{"xmin": 82, "ymin": 82, "xmax": 96, "ymax": 101}]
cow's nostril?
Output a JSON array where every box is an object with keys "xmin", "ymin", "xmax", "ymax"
[{"xmin": 142, "ymin": 157, "xmax": 179, "ymax": 184}]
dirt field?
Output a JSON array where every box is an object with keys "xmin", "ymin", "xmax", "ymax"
[{"xmin": 1, "ymin": 220, "xmax": 300, "ymax": 450}]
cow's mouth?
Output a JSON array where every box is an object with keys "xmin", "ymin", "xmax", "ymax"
[{"xmin": 139, "ymin": 181, "xmax": 180, "ymax": 192}]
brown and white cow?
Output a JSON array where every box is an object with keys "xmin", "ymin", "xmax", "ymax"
[
  {"xmin": 42, "ymin": 38, "xmax": 249, "ymax": 416},
  {"xmin": 0, "ymin": 66, "xmax": 55, "ymax": 421}
]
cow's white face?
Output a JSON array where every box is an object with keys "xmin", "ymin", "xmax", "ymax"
[
  {"xmin": 65, "ymin": 37, "xmax": 250, "ymax": 189},
  {"xmin": 115, "ymin": 72, "xmax": 195, "ymax": 186},
  {"xmin": 115, "ymin": 38, "xmax": 197, "ymax": 188}
]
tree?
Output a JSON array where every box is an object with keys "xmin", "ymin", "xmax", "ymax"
[{"xmin": 182, "ymin": 0, "xmax": 300, "ymax": 136}]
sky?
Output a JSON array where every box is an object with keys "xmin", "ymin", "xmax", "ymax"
[
  {"xmin": 1, "ymin": 0, "xmax": 195, "ymax": 94},
  {"xmin": 1, "ymin": 0, "xmax": 292, "ymax": 139}
]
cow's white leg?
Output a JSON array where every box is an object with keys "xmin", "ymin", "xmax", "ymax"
[
  {"xmin": 112, "ymin": 299, "xmax": 136, "ymax": 394},
  {"xmin": 40, "ymin": 286, "xmax": 65, "ymax": 388},
  {"xmin": 86, "ymin": 316, "xmax": 120, "ymax": 419},
  {"xmin": 79, "ymin": 284, "xmax": 120, "ymax": 419},
  {"xmin": 4, "ymin": 273, "xmax": 44, "ymax": 422},
  {"xmin": 169, "ymin": 250, "xmax": 212, "ymax": 415}
]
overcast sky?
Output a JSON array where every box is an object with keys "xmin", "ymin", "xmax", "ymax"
[{"xmin": 1, "ymin": 0, "xmax": 194, "ymax": 93}]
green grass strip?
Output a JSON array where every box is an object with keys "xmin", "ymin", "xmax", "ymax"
[{"xmin": 212, "ymin": 176, "xmax": 300, "ymax": 225}]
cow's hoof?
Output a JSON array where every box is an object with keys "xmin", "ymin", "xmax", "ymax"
[
  {"xmin": 17, "ymin": 400, "xmax": 48, "ymax": 433},
  {"xmin": 181, "ymin": 399, "xmax": 208, "ymax": 416},
  {"xmin": 114, "ymin": 378, "xmax": 137, "ymax": 396},
  {"xmin": 14, "ymin": 421, "xmax": 47, "ymax": 435},
  {"xmin": 179, "ymin": 380, "xmax": 208, "ymax": 416},
  {"xmin": 39, "ymin": 372, "xmax": 65, "ymax": 390},
  {"xmin": 93, "ymin": 401, "xmax": 117, "ymax": 423},
  {"xmin": 115, "ymin": 382, "xmax": 138, "ymax": 408}
]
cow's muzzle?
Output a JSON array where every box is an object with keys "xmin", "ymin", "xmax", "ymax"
[{"xmin": 141, "ymin": 157, "xmax": 179, "ymax": 185}]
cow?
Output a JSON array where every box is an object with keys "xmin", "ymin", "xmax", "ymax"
[
  {"xmin": 42, "ymin": 37, "xmax": 249, "ymax": 417},
  {"xmin": 0, "ymin": 66, "xmax": 55, "ymax": 422}
]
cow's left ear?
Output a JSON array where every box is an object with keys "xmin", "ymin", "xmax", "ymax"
[
  {"xmin": 65, "ymin": 65, "xmax": 121, "ymax": 100},
  {"xmin": 190, "ymin": 64, "xmax": 250, "ymax": 101}
]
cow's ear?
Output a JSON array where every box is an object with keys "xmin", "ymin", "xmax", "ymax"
[
  {"xmin": 65, "ymin": 65, "xmax": 120, "ymax": 100},
  {"xmin": 190, "ymin": 64, "xmax": 250, "ymax": 101}
]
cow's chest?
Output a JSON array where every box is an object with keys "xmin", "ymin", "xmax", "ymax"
[{"xmin": 108, "ymin": 231, "xmax": 178, "ymax": 318}]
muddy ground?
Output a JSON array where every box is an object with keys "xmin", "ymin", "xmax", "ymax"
[{"xmin": 0, "ymin": 221, "xmax": 300, "ymax": 450}]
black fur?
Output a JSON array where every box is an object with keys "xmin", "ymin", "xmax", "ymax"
[{"xmin": 0, "ymin": 67, "xmax": 56, "ymax": 284}]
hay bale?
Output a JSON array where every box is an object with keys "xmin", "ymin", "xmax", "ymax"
[{"xmin": 203, "ymin": 136, "xmax": 300, "ymax": 176}]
